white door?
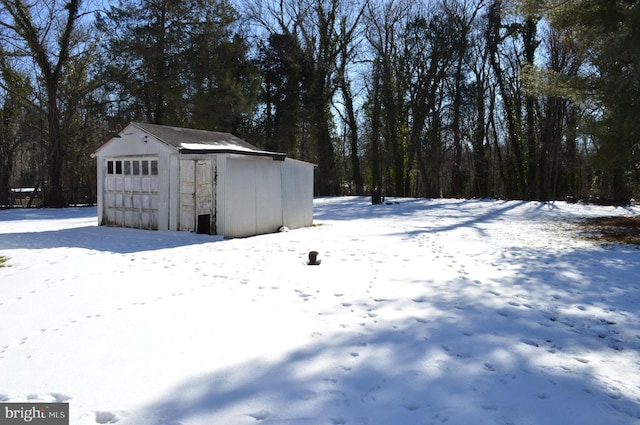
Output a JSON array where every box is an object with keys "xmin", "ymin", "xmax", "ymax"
[
  {"xmin": 179, "ymin": 160, "xmax": 195, "ymax": 231},
  {"xmin": 103, "ymin": 158, "xmax": 159, "ymax": 230},
  {"xmin": 179, "ymin": 159, "xmax": 215, "ymax": 234}
]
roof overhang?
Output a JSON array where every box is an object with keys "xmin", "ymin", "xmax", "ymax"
[{"xmin": 178, "ymin": 143, "xmax": 286, "ymax": 160}]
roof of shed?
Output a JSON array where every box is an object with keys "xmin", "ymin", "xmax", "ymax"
[{"xmin": 131, "ymin": 122, "xmax": 286, "ymax": 159}]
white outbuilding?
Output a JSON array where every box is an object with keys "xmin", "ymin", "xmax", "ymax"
[{"xmin": 91, "ymin": 122, "xmax": 314, "ymax": 238}]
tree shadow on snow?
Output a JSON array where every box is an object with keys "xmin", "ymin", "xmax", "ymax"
[
  {"xmin": 313, "ymin": 196, "xmax": 471, "ymax": 221},
  {"xmin": 313, "ymin": 196, "xmax": 529, "ymax": 229},
  {"xmin": 131, "ymin": 244, "xmax": 640, "ymax": 425},
  {"xmin": 0, "ymin": 225, "xmax": 220, "ymax": 254},
  {"xmin": 0, "ymin": 206, "xmax": 97, "ymax": 221}
]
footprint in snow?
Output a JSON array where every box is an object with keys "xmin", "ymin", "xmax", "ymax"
[
  {"xmin": 607, "ymin": 389, "xmax": 622, "ymax": 399},
  {"xmin": 402, "ymin": 402, "xmax": 422, "ymax": 411},
  {"xmin": 298, "ymin": 390, "xmax": 318, "ymax": 401},
  {"xmin": 247, "ymin": 410, "xmax": 271, "ymax": 420},
  {"xmin": 51, "ymin": 392, "xmax": 72, "ymax": 402},
  {"xmin": 483, "ymin": 363, "xmax": 496, "ymax": 372},
  {"xmin": 95, "ymin": 411, "xmax": 118, "ymax": 424}
]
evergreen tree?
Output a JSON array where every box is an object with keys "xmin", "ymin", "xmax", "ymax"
[
  {"xmin": 97, "ymin": 0, "xmax": 255, "ymax": 132},
  {"xmin": 546, "ymin": 0, "xmax": 640, "ymax": 201}
]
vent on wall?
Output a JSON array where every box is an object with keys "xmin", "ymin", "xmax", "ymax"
[{"xmin": 197, "ymin": 214, "xmax": 211, "ymax": 235}]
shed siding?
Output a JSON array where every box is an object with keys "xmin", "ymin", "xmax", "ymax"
[
  {"xmin": 255, "ymin": 158, "xmax": 283, "ymax": 235},
  {"xmin": 220, "ymin": 156, "xmax": 284, "ymax": 238},
  {"xmin": 281, "ymin": 159, "xmax": 314, "ymax": 229},
  {"xmin": 95, "ymin": 127, "xmax": 175, "ymax": 158},
  {"xmin": 223, "ymin": 156, "xmax": 257, "ymax": 237}
]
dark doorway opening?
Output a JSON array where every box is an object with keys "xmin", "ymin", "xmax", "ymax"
[{"xmin": 197, "ymin": 214, "xmax": 211, "ymax": 235}]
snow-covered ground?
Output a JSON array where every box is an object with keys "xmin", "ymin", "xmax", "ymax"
[{"xmin": 1, "ymin": 197, "xmax": 639, "ymax": 425}]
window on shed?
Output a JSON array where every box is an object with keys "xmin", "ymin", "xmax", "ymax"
[
  {"xmin": 123, "ymin": 160, "xmax": 131, "ymax": 175},
  {"xmin": 132, "ymin": 160, "xmax": 140, "ymax": 175},
  {"xmin": 107, "ymin": 160, "xmax": 114, "ymax": 174},
  {"xmin": 115, "ymin": 160, "xmax": 122, "ymax": 174},
  {"xmin": 151, "ymin": 160, "xmax": 158, "ymax": 175},
  {"xmin": 141, "ymin": 160, "xmax": 149, "ymax": 175}
]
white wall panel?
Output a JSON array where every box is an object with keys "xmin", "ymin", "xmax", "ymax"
[
  {"xmin": 281, "ymin": 159, "xmax": 314, "ymax": 229},
  {"xmin": 223, "ymin": 157, "xmax": 257, "ymax": 238},
  {"xmin": 255, "ymin": 159, "xmax": 283, "ymax": 235}
]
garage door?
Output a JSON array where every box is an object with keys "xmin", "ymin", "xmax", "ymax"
[{"xmin": 103, "ymin": 158, "xmax": 159, "ymax": 230}]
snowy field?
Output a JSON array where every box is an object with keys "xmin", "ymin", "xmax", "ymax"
[{"xmin": 1, "ymin": 197, "xmax": 640, "ymax": 425}]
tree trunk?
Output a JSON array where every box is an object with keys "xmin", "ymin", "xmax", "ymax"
[
  {"xmin": 0, "ymin": 147, "xmax": 13, "ymax": 207},
  {"xmin": 340, "ymin": 76, "xmax": 363, "ymax": 195},
  {"xmin": 472, "ymin": 71, "xmax": 488, "ymax": 198},
  {"xmin": 44, "ymin": 89, "xmax": 66, "ymax": 207},
  {"xmin": 487, "ymin": 0, "xmax": 526, "ymax": 197},
  {"xmin": 381, "ymin": 60, "xmax": 403, "ymax": 196},
  {"xmin": 451, "ymin": 55, "xmax": 465, "ymax": 197},
  {"xmin": 370, "ymin": 64, "xmax": 383, "ymax": 193},
  {"xmin": 312, "ymin": 98, "xmax": 338, "ymax": 195},
  {"xmin": 523, "ymin": 17, "xmax": 538, "ymax": 200}
]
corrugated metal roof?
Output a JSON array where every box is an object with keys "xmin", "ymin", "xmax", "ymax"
[{"xmin": 131, "ymin": 122, "xmax": 286, "ymax": 159}]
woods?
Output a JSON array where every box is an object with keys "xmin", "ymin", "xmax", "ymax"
[{"xmin": 1, "ymin": 0, "xmax": 639, "ymax": 206}]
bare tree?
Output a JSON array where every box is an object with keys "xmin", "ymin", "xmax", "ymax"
[
  {"xmin": 244, "ymin": 0, "xmax": 365, "ymax": 195},
  {"xmin": 363, "ymin": 0, "xmax": 409, "ymax": 196},
  {"xmin": 0, "ymin": 0, "xmax": 84, "ymax": 207}
]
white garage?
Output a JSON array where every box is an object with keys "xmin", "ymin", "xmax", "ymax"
[{"xmin": 92, "ymin": 122, "xmax": 315, "ymax": 237}]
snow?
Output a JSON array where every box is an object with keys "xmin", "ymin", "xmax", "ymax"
[
  {"xmin": 179, "ymin": 142, "xmax": 279, "ymax": 156},
  {"xmin": 1, "ymin": 197, "xmax": 640, "ymax": 425},
  {"xmin": 180, "ymin": 142, "xmax": 255, "ymax": 151}
]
